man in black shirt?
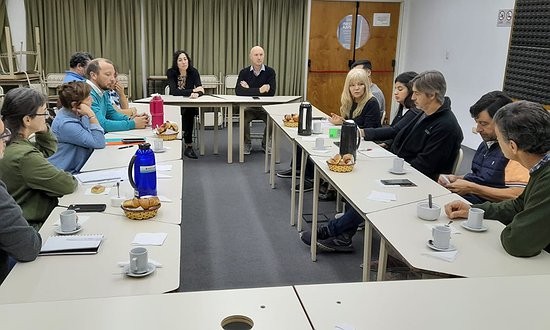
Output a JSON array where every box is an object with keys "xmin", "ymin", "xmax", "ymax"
[{"xmin": 235, "ymin": 46, "xmax": 276, "ymax": 154}]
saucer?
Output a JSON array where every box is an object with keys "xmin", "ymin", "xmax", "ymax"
[
  {"xmin": 427, "ymin": 240, "xmax": 456, "ymax": 252},
  {"xmin": 55, "ymin": 225, "xmax": 82, "ymax": 235},
  {"xmin": 153, "ymin": 148, "xmax": 167, "ymax": 153},
  {"xmin": 461, "ymin": 222, "xmax": 488, "ymax": 232},
  {"xmin": 389, "ymin": 168, "xmax": 407, "ymax": 175},
  {"xmin": 124, "ymin": 263, "xmax": 156, "ymax": 278}
]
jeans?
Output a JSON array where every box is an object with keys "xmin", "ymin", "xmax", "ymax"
[{"xmin": 327, "ymin": 207, "xmax": 364, "ymax": 237}]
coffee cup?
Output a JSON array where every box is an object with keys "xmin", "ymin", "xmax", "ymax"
[
  {"xmin": 60, "ymin": 210, "xmax": 78, "ymax": 232},
  {"xmin": 315, "ymin": 137, "xmax": 325, "ymax": 149},
  {"xmin": 129, "ymin": 247, "xmax": 149, "ymax": 274},
  {"xmin": 312, "ymin": 121, "xmax": 322, "ymax": 134},
  {"xmin": 467, "ymin": 208, "xmax": 485, "ymax": 229},
  {"xmin": 392, "ymin": 157, "xmax": 404, "ymax": 172},
  {"xmin": 152, "ymin": 138, "xmax": 164, "ymax": 151},
  {"xmin": 417, "ymin": 202, "xmax": 441, "ymax": 221},
  {"xmin": 432, "ymin": 225, "xmax": 451, "ymax": 249}
]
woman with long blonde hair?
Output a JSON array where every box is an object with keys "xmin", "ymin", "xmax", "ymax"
[{"xmin": 329, "ymin": 68, "xmax": 381, "ymax": 128}]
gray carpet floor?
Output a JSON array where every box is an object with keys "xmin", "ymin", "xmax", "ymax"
[{"xmin": 179, "ymin": 121, "xmax": 475, "ymax": 292}]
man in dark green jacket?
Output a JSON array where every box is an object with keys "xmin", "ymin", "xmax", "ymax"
[{"xmin": 446, "ymin": 101, "xmax": 550, "ymax": 257}]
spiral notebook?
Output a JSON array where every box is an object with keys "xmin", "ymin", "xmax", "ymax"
[{"xmin": 39, "ymin": 234, "xmax": 104, "ymax": 255}]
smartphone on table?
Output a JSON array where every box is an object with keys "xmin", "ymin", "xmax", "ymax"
[
  {"xmin": 380, "ymin": 179, "xmax": 417, "ymax": 187},
  {"xmin": 67, "ymin": 204, "xmax": 107, "ymax": 212}
]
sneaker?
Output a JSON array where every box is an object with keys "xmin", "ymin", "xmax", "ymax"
[
  {"xmin": 276, "ymin": 168, "xmax": 300, "ymax": 179},
  {"xmin": 295, "ymin": 179, "xmax": 313, "ymax": 192},
  {"xmin": 244, "ymin": 143, "xmax": 252, "ymax": 155},
  {"xmin": 317, "ymin": 234, "xmax": 354, "ymax": 252},
  {"xmin": 357, "ymin": 222, "xmax": 365, "ymax": 231},
  {"xmin": 184, "ymin": 147, "xmax": 198, "ymax": 159},
  {"xmin": 318, "ymin": 189, "xmax": 336, "ymax": 201},
  {"xmin": 299, "ymin": 226, "xmax": 332, "ymax": 246}
]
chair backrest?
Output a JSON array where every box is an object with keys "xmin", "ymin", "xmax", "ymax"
[
  {"xmin": 452, "ymin": 148, "xmax": 464, "ymax": 175},
  {"xmin": 164, "ymin": 85, "xmax": 170, "ymax": 95},
  {"xmin": 45, "ymin": 73, "xmax": 66, "ymax": 96},
  {"xmin": 224, "ymin": 75, "xmax": 239, "ymax": 94},
  {"xmin": 117, "ymin": 72, "xmax": 131, "ymax": 100},
  {"xmin": 201, "ymin": 74, "xmax": 221, "ymax": 93}
]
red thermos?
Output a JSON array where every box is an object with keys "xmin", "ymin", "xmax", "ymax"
[{"xmin": 150, "ymin": 94, "xmax": 164, "ymax": 129}]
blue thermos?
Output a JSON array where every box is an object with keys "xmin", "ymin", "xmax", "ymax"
[{"xmin": 128, "ymin": 143, "xmax": 157, "ymax": 197}]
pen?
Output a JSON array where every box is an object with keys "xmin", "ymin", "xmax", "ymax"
[{"xmin": 118, "ymin": 145, "xmax": 134, "ymax": 149}]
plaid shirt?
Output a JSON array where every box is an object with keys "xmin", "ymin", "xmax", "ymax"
[{"xmin": 530, "ymin": 152, "xmax": 550, "ymax": 174}]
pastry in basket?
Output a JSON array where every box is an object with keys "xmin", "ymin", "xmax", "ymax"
[
  {"xmin": 122, "ymin": 198, "xmax": 140, "ymax": 208},
  {"xmin": 122, "ymin": 196, "xmax": 161, "ymax": 210},
  {"xmin": 156, "ymin": 121, "xmax": 179, "ymax": 134},
  {"xmin": 342, "ymin": 154, "xmax": 354, "ymax": 165},
  {"xmin": 327, "ymin": 154, "xmax": 342, "ymax": 165},
  {"xmin": 327, "ymin": 153, "xmax": 354, "ymax": 165},
  {"xmin": 283, "ymin": 113, "xmax": 299, "ymax": 123}
]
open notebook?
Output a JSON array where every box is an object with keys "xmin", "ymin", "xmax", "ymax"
[{"xmin": 39, "ymin": 234, "xmax": 104, "ymax": 256}]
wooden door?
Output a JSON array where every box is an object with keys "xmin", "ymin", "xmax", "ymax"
[{"xmin": 307, "ymin": 1, "xmax": 401, "ymax": 121}]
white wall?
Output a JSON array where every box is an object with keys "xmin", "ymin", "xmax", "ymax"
[{"xmin": 397, "ymin": 0, "xmax": 515, "ymax": 149}]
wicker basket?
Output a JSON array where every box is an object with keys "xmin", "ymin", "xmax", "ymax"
[
  {"xmin": 283, "ymin": 120, "xmax": 299, "ymax": 127},
  {"xmin": 326, "ymin": 161, "xmax": 354, "ymax": 173},
  {"xmin": 121, "ymin": 204, "xmax": 161, "ymax": 220},
  {"xmin": 156, "ymin": 132, "xmax": 178, "ymax": 141}
]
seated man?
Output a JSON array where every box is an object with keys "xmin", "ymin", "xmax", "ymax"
[
  {"xmin": 86, "ymin": 58, "xmax": 149, "ymax": 132},
  {"xmin": 445, "ymin": 101, "xmax": 550, "ymax": 257},
  {"xmin": 236, "ymin": 46, "xmax": 276, "ymax": 154},
  {"xmin": 63, "ymin": 51, "xmax": 94, "ymax": 83},
  {"xmin": 439, "ymin": 91, "xmax": 528, "ymax": 203},
  {"xmin": 301, "ymin": 70, "xmax": 463, "ymax": 252}
]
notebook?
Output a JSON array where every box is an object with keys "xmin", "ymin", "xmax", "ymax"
[{"xmin": 39, "ymin": 234, "xmax": 104, "ymax": 255}]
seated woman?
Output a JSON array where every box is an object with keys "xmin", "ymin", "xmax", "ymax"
[
  {"xmin": 0, "ymin": 88, "xmax": 78, "ymax": 229},
  {"xmin": 49, "ymin": 82, "xmax": 106, "ymax": 173},
  {"xmin": 361, "ymin": 71, "xmax": 420, "ymax": 147},
  {"xmin": 166, "ymin": 50, "xmax": 205, "ymax": 159},
  {"xmin": 0, "ymin": 118, "xmax": 41, "ymax": 284}
]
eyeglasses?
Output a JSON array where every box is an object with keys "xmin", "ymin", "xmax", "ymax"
[
  {"xmin": 0, "ymin": 127, "xmax": 11, "ymax": 142},
  {"xmin": 33, "ymin": 112, "xmax": 51, "ymax": 119}
]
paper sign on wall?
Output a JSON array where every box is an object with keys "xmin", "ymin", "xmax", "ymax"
[{"xmin": 373, "ymin": 13, "xmax": 391, "ymax": 27}]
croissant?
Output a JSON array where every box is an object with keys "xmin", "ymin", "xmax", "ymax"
[
  {"xmin": 139, "ymin": 196, "xmax": 161, "ymax": 210},
  {"xmin": 292, "ymin": 114, "xmax": 299, "ymax": 122},
  {"xmin": 342, "ymin": 154, "xmax": 354, "ymax": 165},
  {"xmin": 123, "ymin": 198, "xmax": 140, "ymax": 208}
]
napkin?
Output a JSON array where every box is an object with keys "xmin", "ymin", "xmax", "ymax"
[
  {"xmin": 157, "ymin": 173, "xmax": 172, "ymax": 179},
  {"xmin": 158, "ymin": 195, "xmax": 173, "ymax": 203},
  {"xmin": 132, "ymin": 233, "xmax": 167, "ymax": 246},
  {"xmin": 53, "ymin": 215, "xmax": 90, "ymax": 226},
  {"xmin": 423, "ymin": 250, "xmax": 459, "ymax": 262},
  {"xmin": 367, "ymin": 191, "xmax": 397, "ymax": 202}
]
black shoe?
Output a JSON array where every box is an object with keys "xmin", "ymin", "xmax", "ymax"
[
  {"xmin": 317, "ymin": 233, "xmax": 354, "ymax": 252},
  {"xmin": 184, "ymin": 147, "xmax": 198, "ymax": 159},
  {"xmin": 319, "ymin": 189, "xmax": 336, "ymax": 201},
  {"xmin": 295, "ymin": 179, "xmax": 313, "ymax": 192},
  {"xmin": 299, "ymin": 226, "xmax": 331, "ymax": 246},
  {"xmin": 276, "ymin": 168, "xmax": 300, "ymax": 179}
]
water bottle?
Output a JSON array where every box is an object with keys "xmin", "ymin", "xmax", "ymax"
[
  {"xmin": 128, "ymin": 143, "xmax": 157, "ymax": 197},
  {"xmin": 150, "ymin": 94, "xmax": 164, "ymax": 129},
  {"xmin": 298, "ymin": 101, "xmax": 312, "ymax": 136}
]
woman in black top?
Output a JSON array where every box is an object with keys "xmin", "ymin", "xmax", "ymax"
[
  {"xmin": 166, "ymin": 50, "xmax": 204, "ymax": 159},
  {"xmin": 329, "ymin": 68, "xmax": 381, "ymax": 129},
  {"xmin": 362, "ymin": 71, "xmax": 420, "ymax": 147}
]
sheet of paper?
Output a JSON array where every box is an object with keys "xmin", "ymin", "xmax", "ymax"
[
  {"xmin": 334, "ymin": 324, "xmax": 356, "ymax": 330},
  {"xmin": 156, "ymin": 164, "xmax": 173, "ymax": 172},
  {"xmin": 158, "ymin": 195, "xmax": 173, "ymax": 203},
  {"xmin": 358, "ymin": 148, "xmax": 395, "ymax": 158},
  {"xmin": 423, "ymin": 250, "xmax": 459, "ymax": 262},
  {"xmin": 367, "ymin": 190, "xmax": 397, "ymax": 202},
  {"xmin": 157, "ymin": 173, "xmax": 172, "ymax": 179},
  {"xmin": 132, "ymin": 233, "xmax": 168, "ymax": 246}
]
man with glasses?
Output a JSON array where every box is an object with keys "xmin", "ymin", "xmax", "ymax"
[{"xmin": 0, "ymin": 118, "xmax": 42, "ymax": 284}]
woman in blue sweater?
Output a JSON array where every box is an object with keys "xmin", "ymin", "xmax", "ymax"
[{"xmin": 49, "ymin": 82, "xmax": 105, "ymax": 173}]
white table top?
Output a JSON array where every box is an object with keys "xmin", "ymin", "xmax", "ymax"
[
  {"xmin": 301, "ymin": 139, "xmax": 451, "ymax": 214},
  {"xmin": 135, "ymin": 94, "xmax": 234, "ymax": 106},
  {"xmin": 296, "ymin": 275, "xmax": 550, "ymax": 330},
  {"xmin": 60, "ymin": 160, "xmax": 183, "ymax": 224},
  {"xmin": 366, "ymin": 193, "xmax": 550, "ymax": 277},
  {"xmin": 0, "ymin": 286, "xmax": 312, "ymax": 329},
  {"xmin": 0, "ymin": 208, "xmax": 181, "ymax": 304},
  {"xmin": 81, "ymin": 139, "xmax": 181, "ymax": 172},
  {"xmin": 215, "ymin": 94, "xmax": 301, "ymax": 104}
]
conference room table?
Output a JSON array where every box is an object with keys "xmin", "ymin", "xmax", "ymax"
[
  {"xmin": 298, "ymin": 138, "xmax": 451, "ymax": 281},
  {"xmin": 135, "ymin": 94, "xmax": 301, "ymax": 163},
  {"xmin": 366, "ymin": 193, "xmax": 550, "ymax": 280},
  {"xmin": 0, "ymin": 207, "xmax": 181, "ymax": 304},
  {"xmin": 59, "ymin": 160, "xmax": 183, "ymax": 225},
  {"xmin": 296, "ymin": 275, "xmax": 550, "ymax": 330},
  {"xmin": 0, "ymin": 286, "xmax": 312, "ymax": 329},
  {"xmin": 80, "ymin": 138, "xmax": 182, "ymax": 172}
]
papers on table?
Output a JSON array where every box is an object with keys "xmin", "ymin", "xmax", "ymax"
[
  {"xmin": 40, "ymin": 234, "xmax": 104, "ymax": 255},
  {"xmin": 423, "ymin": 250, "xmax": 459, "ymax": 262},
  {"xmin": 358, "ymin": 148, "xmax": 395, "ymax": 158},
  {"xmin": 367, "ymin": 191, "xmax": 397, "ymax": 202},
  {"xmin": 157, "ymin": 195, "xmax": 173, "ymax": 203},
  {"xmin": 76, "ymin": 169, "xmax": 126, "ymax": 184},
  {"xmin": 156, "ymin": 164, "xmax": 173, "ymax": 171},
  {"xmin": 132, "ymin": 233, "xmax": 168, "ymax": 246}
]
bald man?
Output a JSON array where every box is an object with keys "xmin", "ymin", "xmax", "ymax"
[{"xmin": 235, "ymin": 46, "xmax": 276, "ymax": 154}]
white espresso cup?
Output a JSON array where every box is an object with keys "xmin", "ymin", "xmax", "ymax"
[
  {"xmin": 392, "ymin": 157, "xmax": 405, "ymax": 172},
  {"xmin": 60, "ymin": 210, "xmax": 78, "ymax": 232},
  {"xmin": 312, "ymin": 121, "xmax": 322, "ymax": 134},
  {"xmin": 152, "ymin": 138, "xmax": 164, "ymax": 151},
  {"xmin": 315, "ymin": 137, "xmax": 325, "ymax": 149},
  {"xmin": 129, "ymin": 247, "xmax": 149, "ymax": 274},
  {"xmin": 467, "ymin": 208, "xmax": 485, "ymax": 229},
  {"xmin": 432, "ymin": 225, "xmax": 451, "ymax": 249}
]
